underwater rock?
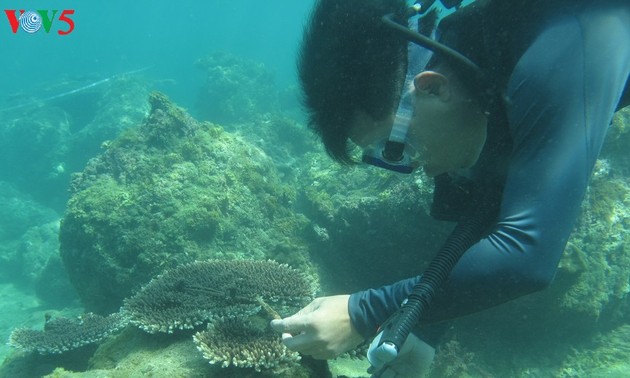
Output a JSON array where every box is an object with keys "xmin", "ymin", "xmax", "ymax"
[
  {"xmin": 15, "ymin": 221, "xmax": 60, "ymax": 283},
  {"xmin": 0, "ymin": 213, "xmax": 78, "ymax": 305},
  {"xmin": 59, "ymin": 92, "xmax": 312, "ymax": 313},
  {"xmin": 297, "ymin": 153, "xmax": 450, "ymax": 292},
  {"xmin": 0, "ymin": 182, "xmax": 59, "ymax": 243},
  {"xmin": 0, "ymin": 183, "xmax": 61, "ymax": 286},
  {"xmin": 195, "ymin": 51, "xmax": 279, "ymax": 124},
  {"xmin": 559, "ymin": 324, "xmax": 630, "ymax": 377},
  {"xmin": 65, "ymin": 75, "xmax": 150, "ymax": 178},
  {"xmin": 0, "ymin": 75, "xmax": 149, "ymax": 211},
  {"xmin": 600, "ymin": 107, "xmax": 630, "ymax": 175},
  {"xmin": 0, "ymin": 106, "xmax": 71, "ymax": 209},
  {"xmin": 122, "ymin": 260, "xmax": 315, "ymax": 333},
  {"xmin": 34, "ymin": 254, "xmax": 79, "ymax": 306}
]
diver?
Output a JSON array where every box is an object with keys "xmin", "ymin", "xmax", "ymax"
[{"xmin": 271, "ymin": 0, "xmax": 630, "ymax": 376}]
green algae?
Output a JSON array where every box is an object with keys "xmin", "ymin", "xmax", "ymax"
[{"xmin": 60, "ymin": 92, "xmax": 312, "ymax": 313}]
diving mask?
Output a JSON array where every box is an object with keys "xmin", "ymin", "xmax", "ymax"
[
  {"xmin": 361, "ymin": 88, "xmax": 421, "ymax": 174},
  {"xmin": 361, "ymin": 0, "xmax": 492, "ymax": 174}
]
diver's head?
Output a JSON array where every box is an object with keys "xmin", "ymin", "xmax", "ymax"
[
  {"xmin": 299, "ymin": 0, "xmax": 489, "ymax": 174},
  {"xmin": 298, "ymin": 0, "xmax": 409, "ymax": 164},
  {"xmin": 408, "ymin": 69, "xmax": 487, "ymax": 176},
  {"xmin": 352, "ymin": 69, "xmax": 487, "ymax": 176}
]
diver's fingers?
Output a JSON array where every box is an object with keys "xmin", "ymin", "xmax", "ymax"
[
  {"xmin": 281, "ymin": 331, "xmax": 316, "ymax": 350},
  {"xmin": 280, "ymin": 332, "xmax": 292, "ymax": 341},
  {"xmin": 271, "ymin": 313, "xmax": 312, "ymax": 334}
]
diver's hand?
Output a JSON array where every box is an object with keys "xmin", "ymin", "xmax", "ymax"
[
  {"xmin": 270, "ymin": 295, "xmax": 364, "ymax": 360},
  {"xmin": 368, "ymin": 332, "xmax": 435, "ymax": 378}
]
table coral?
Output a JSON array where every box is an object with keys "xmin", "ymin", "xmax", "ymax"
[
  {"xmin": 8, "ymin": 313, "xmax": 127, "ymax": 354},
  {"xmin": 122, "ymin": 260, "xmax": 315, "ymax": 333}
]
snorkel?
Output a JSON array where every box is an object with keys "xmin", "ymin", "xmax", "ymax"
[
  {"xmin": 366, "ymin": 0, "xmax": 501, "ymax": 373},
  {"xmin": 361, "ymin": 3, "xmax": 427, "ymax": 174}
]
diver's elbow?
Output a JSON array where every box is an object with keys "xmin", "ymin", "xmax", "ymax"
[{"xmin": 520, "ymin": 268, "xmax": 556, "ymax": 293}]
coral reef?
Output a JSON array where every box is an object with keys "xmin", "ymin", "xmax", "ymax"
[
  {"xmin": 14, "ymin": 67, "xmax": 625, "ymax": 377},
  {"xmin": 0, "ymin": 105, "xmax": 70, "ymax": 209},
  {"xmin": 0, "ymin": 182, "xmax": 58, "ymax": 244},
  {"xmin": 297, "ymin": 152, "xmax": 450, "ymax": 293},
  {"xmin": 195, "ymin": 51, "xmax": 279, "ymax": 124},
  {"xmin": 558, "ymin": 324, "xmax": 630, "ymax": 377},
  {"xmin": 193, "ymin": 316, "xmax": 300, "ymax": 373},
  {"xmin": 0, "ymin": 75, "xmax": 149, "ymax": 211},
  {"xmin": 122, "ymin": 260, "xmax": 315, "ymax": 333},
  {"xmin": 5, "ymin": 259, "xmax": 317, "ymax": 376},
  {"xmin": 23, "ymin": 325, "xmax": 326, "ymax": 378},
  {"xmin": 0, "ymin": 181, "xmax": 73, "ymax": 304},
  {"xmin": 558, "ymin": 174, "xmax": 630, "ymax": 321},
  {"xmin": 560, "ymin": 108, "xmax": 630, "ymax": 324},
  {"xmin": 59, "ymin": 92, "xmax": 312, "ymax": 313},
  {"xmin": 600, "ymin": 107, "xmax": 630, "ymax": 175},
  {"xmin": 8, "ymin": 313, "xmax": 127, "ymax": 354},
  {"xmin": 553, "ymin": 109, "xmax": 630, "ymax": 323},
  {"xmin": 430, "ymin": 338, "xmax": 482, "ymax": 378}
]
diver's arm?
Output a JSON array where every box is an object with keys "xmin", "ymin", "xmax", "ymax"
[
  {"xmin": 423, "ymin": 6, "xmax": 630, "ymax": 321},
  {"xmin": 348, "ymin": 6, "xmax": 630, "ymax": 333},
  {"xmin": 349, "ymin": 276, "xmax": 420, "ymax": 338}
]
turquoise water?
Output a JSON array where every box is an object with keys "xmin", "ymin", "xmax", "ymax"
[
  {"xmin": 0, "ymin": 1, "xmax": 313, "ymax": 112},
  {"xmin": 1, "ymin": 1, "xmax": 629, "ymax": 377}
]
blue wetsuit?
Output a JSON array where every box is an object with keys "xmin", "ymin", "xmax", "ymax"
[{"xmin": 348, "ymin": 0, "xmax": 630, "ymax": 340}]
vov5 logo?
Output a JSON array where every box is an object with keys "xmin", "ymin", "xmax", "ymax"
[{"xmin": 4, "ymin": 10, "xmax": 75, "ymax": 35}]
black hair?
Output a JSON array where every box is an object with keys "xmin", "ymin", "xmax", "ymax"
[{"xmin": 298, "ymin": 0, "xmax": 409, "ymax": 164}]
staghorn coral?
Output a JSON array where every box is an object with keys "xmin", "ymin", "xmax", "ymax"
[
  {"xmin": 122, "ymin": 260, "xmax": 315, "ymax": 333},
  {"xmin": 8, "ymin": 312, "xmax": 127, "ymax": 354},
  {"xmin": 193, "ymin": 316, "xmax": 300, "ymax": 373}
]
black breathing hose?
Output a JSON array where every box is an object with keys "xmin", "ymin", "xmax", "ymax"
[
  {"xmin": 382, "ymin": 221, "xmax": 487, "ymax": 343},
  {"xmin": 381, "ymin": 12, "xmax": 497, "ymax": 111},
  {"xmin": 375, "ymin": 3, "xmax": 501, "ymax": 354},
  {"xmin": 377, "ymin": 212, "xmax": 489, "ymax": 350}
]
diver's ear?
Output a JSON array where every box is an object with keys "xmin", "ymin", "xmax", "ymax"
[{"xmin": 414, "ymin": 71, "xmax": 451, "ymax": 101}]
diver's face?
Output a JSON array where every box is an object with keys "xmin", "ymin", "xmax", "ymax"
[
  {"xmin": 351, "ymin": 71, "xmax": 488, "ymax": 177},
  {"xmin": 408, "ymin": 71, "xmax": 488, "ymax": 176}
]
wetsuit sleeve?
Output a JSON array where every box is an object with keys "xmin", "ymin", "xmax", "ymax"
[{"xmin": 349, "ymin": 4, "xmax": 630, "ymax": 338}]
